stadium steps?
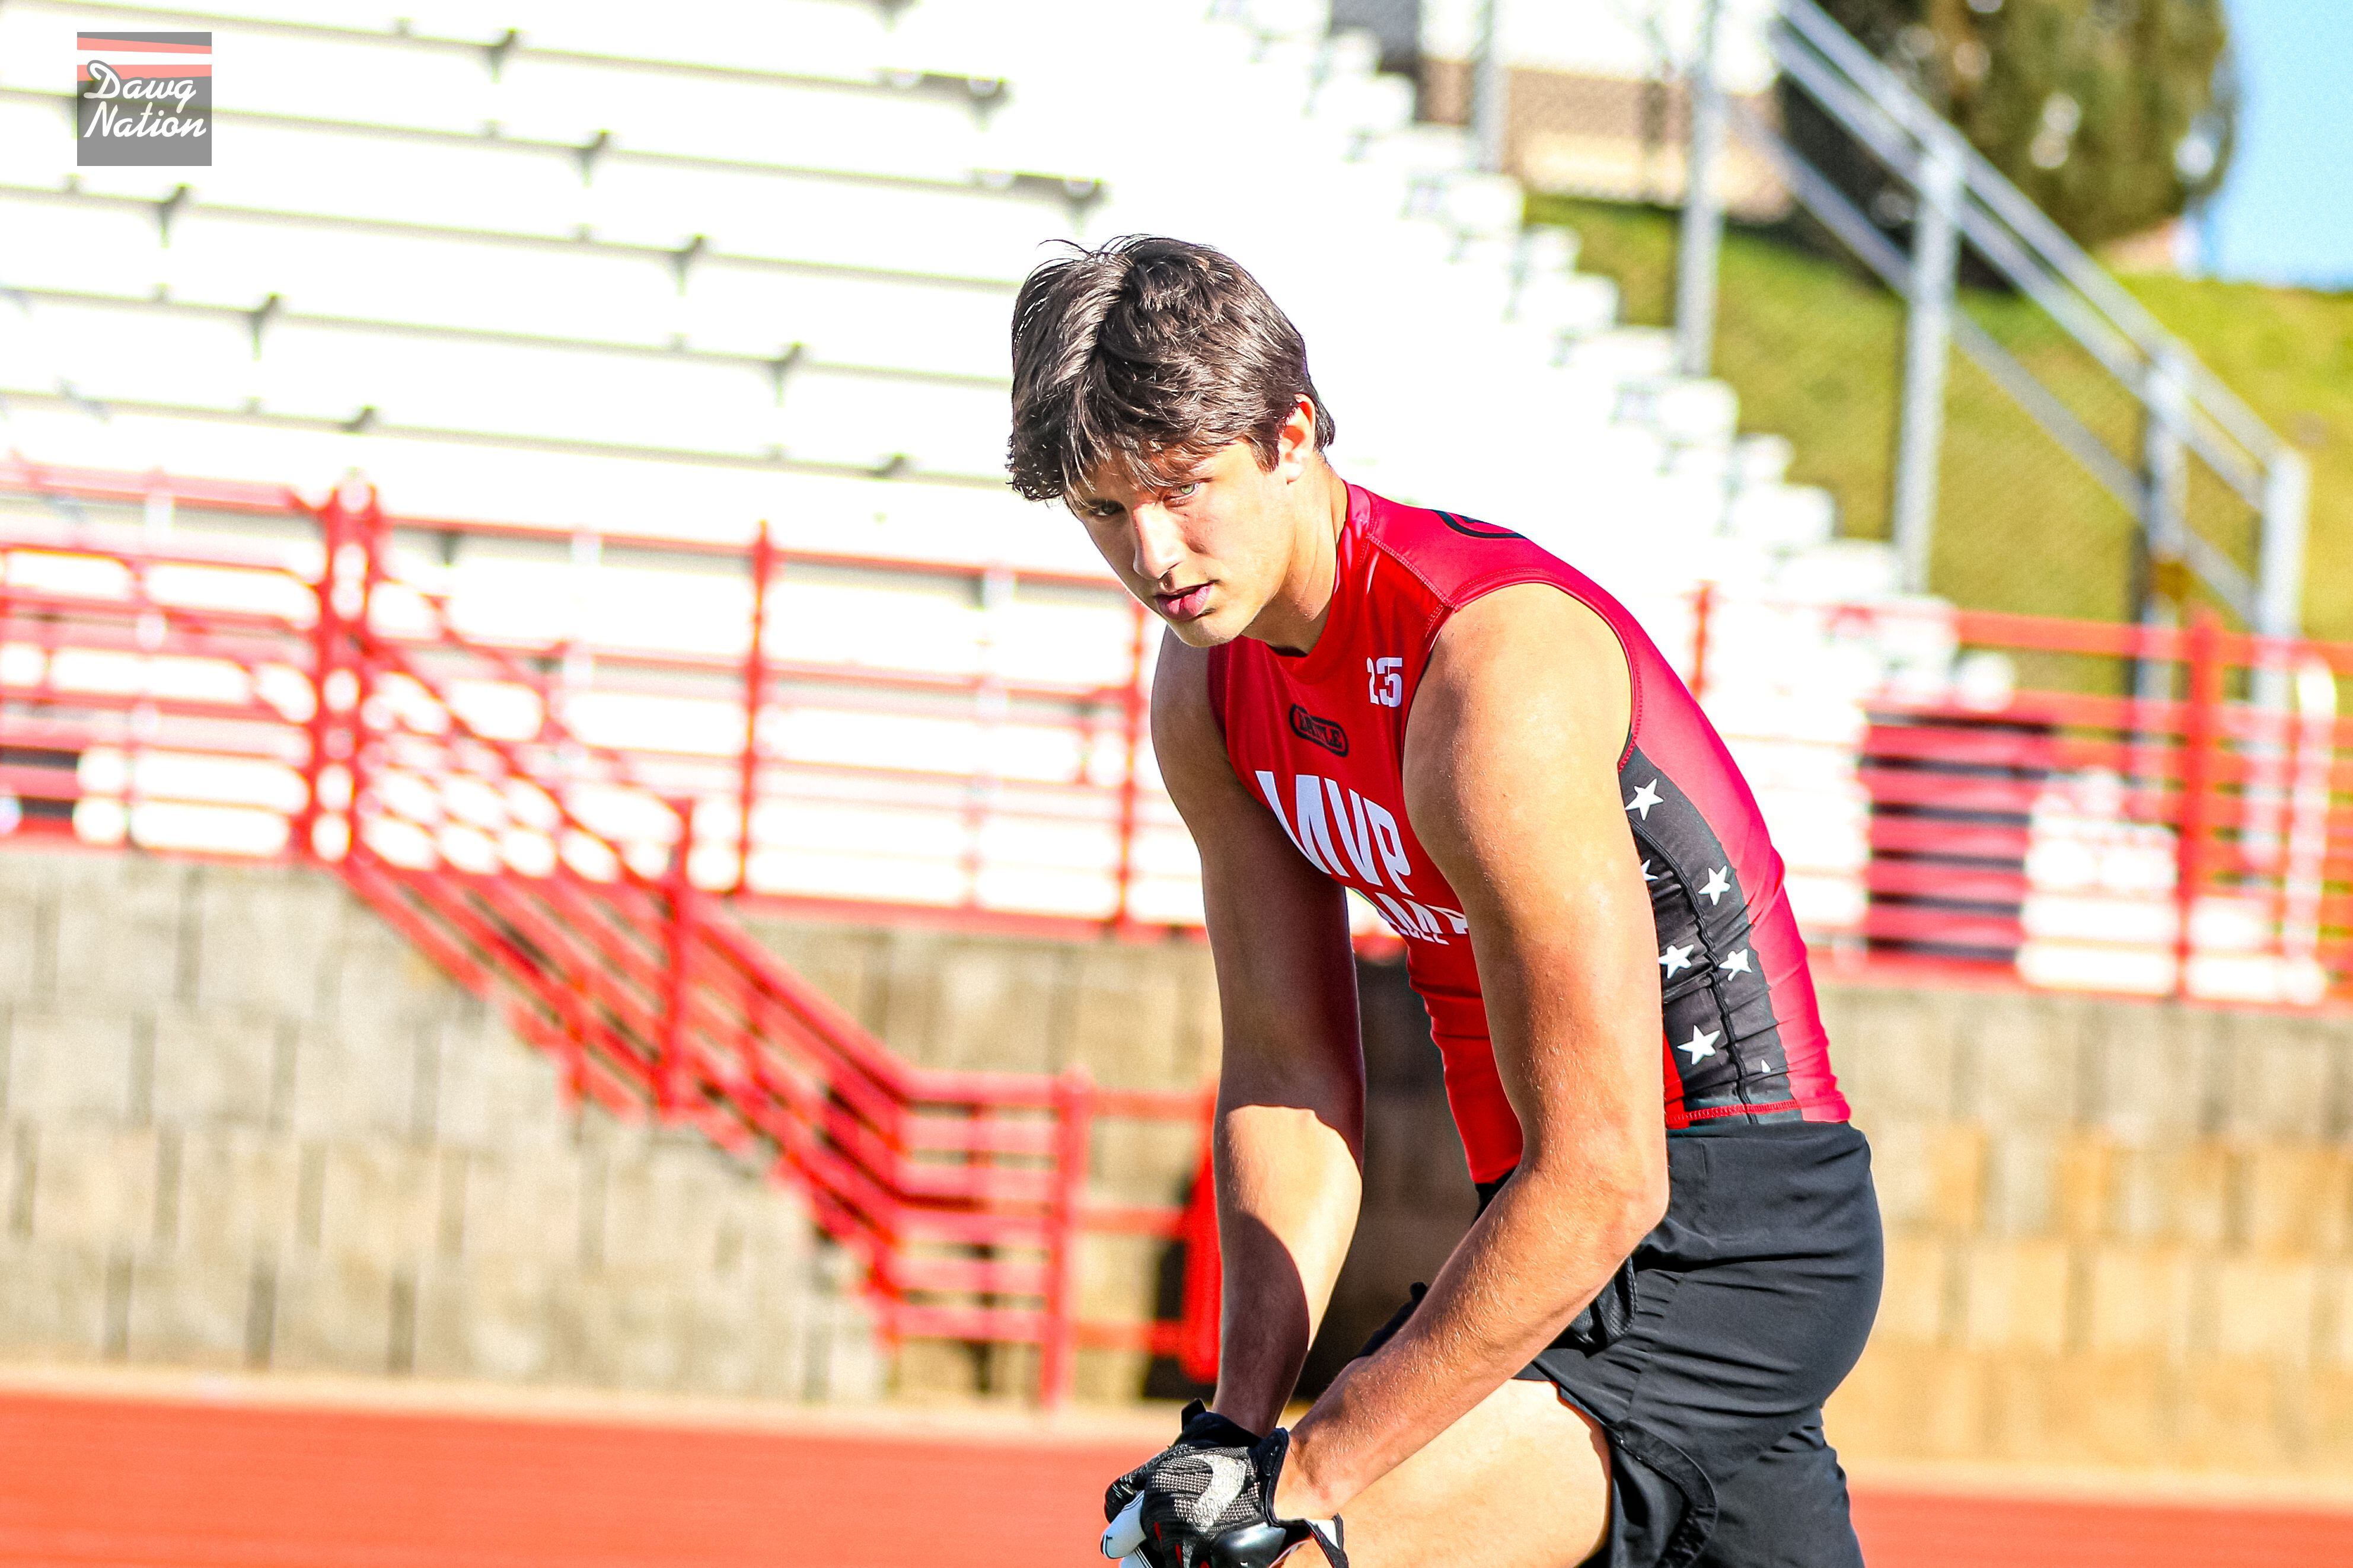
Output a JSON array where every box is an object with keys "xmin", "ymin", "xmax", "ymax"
[
  {"xmin": 3, "ymin": 0, "xmax": 1900, "ymax": 935},
  {"xmin": 5, "ymin": 0, "xmax": 1829, "ymax": 561},
  {"xmin": 7, "ymin": 474, "xmax": 1208, "ymax": 1389},
  {"xmin": 299, "ymin": 490, "xmax": 1200, "ymax": 1387}
]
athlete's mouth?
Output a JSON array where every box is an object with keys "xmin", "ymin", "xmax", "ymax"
[{"xmin": 1153, "ymin": 583, "xmax": 1213, "ymax": 621}]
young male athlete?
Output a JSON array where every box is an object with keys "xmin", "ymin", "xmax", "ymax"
[{"xmin": 1009, "ymin": 237, "xmax": 1883, "ymax": 1568}]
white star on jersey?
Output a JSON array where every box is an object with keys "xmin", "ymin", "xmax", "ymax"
[
  {"xmin": 1718, "ymin": 948, "xmax": 1752, "ymax": 976},
  {"xmin": 1624, "ymin": 780, "xmax": 1663, "ymax": 819},
  {"xmin": 1679, "ymin": 1025, "xmax": 1721, "ymax": 1064},
  {"xmin": 1698, "ymin": 866, "xmax": 1731, "ymax": 906},
  {"xmin": 1659, "ymin": 943, "xmax": 1694, "ymax": 977},
  {"xmin": 1640, "ymin": 858, "xmax": 1660, "ymax": 883}
]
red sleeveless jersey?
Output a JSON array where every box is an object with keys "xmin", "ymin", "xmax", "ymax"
[{"xmin": 1207, "ymin": 485, "xmax": 1850, "ymax": 1182}]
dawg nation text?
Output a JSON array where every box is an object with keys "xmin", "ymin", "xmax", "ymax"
[{"xmin": 80, "ymin": 60, "xmax": 205, "ymax": 138}]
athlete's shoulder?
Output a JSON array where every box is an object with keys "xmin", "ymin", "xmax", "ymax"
[{"xmin": 1353, "ymin": 484, "xmax": 1592, "ymax": 609}]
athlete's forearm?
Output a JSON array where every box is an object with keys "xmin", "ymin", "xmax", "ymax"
[
  {"xmin": 1208, "ymin": 1098, "xmax": 1363, "ymax": 1436},
  {"xmin": 1274, "ymin": 1148, "xmax": 1661, "ymax": 1519}
]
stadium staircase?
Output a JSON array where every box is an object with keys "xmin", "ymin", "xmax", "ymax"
[
  {"xmin": 0, "ymin": 0, "xmax": 1892, "ymax": 941},
  {"xmin": 0, "ymin": 468, "xmax": 1213, "ymax": 1404}
]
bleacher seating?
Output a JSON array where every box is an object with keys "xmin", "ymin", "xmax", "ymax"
[{"xmin": 3, "ymin": 0, "xmax": 1927, "ymax": 936}]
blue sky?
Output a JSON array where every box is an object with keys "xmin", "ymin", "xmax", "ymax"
[{"xmin": 2193, "ymin": 0, "xmax": 2353, "ymax": 289}]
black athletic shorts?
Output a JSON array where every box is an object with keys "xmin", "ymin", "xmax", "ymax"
[{"xmin": 1354, "ymin": 1121, "xmax": 1883, "ymax": 1568}]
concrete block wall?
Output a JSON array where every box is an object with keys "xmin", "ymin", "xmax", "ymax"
[
  {"xmin": 17, "ymin": 841, "xmax": 2353, "ymax": 1469},
  {"xmin": 1819, "ymin": 984, "xmax": 2353, "ymax": 1477},
  {"xmin": 0, "ymin": 848, "xmax": 879, "ymax": 1401}
]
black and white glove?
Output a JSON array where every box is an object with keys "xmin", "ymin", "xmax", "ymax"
[
  {"xmin": 1101, "ymin": 1402, "xmax": 1347, "ymax": 1568},
  {"xmin": 1104, "ymin": 1401, "xmax": 1260, "ymax": 1525}
]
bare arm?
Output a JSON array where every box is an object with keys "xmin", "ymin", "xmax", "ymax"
[
  {"xmin": 1152, "ymin": 633, "xmax": 1366, "ymax": 1435},
  {"xmin": 1274, "ymin": 583, "xmax": 1669, "ymax": 1519}
]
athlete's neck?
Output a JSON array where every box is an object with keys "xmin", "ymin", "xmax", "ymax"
[{"xmin": 1243, "ymin": 461, "xmax": 1351, "ymax": 656}]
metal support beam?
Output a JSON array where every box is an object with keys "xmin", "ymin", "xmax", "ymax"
[
  {"xmin": 2134, "ymin": 348, "xmax": 2191, "ymax": 702},
  {"xmin": 1674, "ymin": 0, "xmax": 1726, "ymax": 379},
  {"xmin": 1471, "ymin": 0, "xmax": 1508, "ymax": 174},
  {"xmin": 2244, "ymin": 452, "xmax": 2308, "ymax": 861},
  {"xmin": 2257, "ymin": 448, "xmax": 2310, "ymax": 640},
  {"xmin": 2248, "ymin": 448, "xmax": 2311, "ymax": 718},
  {"xmin": 1890, "ymin": 133, "xmax": 1963, "ymax": 596},
  {"xmin": 2140, "ymin": 347, "xmax": 2192, "ymax": 601}
]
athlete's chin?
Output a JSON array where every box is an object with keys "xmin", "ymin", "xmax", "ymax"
[{"xmin": 1159, "ymin": 609, "xmax": 1242, "ymax": 648}]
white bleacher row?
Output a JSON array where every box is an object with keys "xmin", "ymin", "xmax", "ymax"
[
  {"xmin": 0, "ymin": 264, "xmax": 1022, "ymax": 480},
  {"xmin": 2, "ymin": 0, "xmax": 1883, "ymax": 602},
  {"xmin": 3, "ymin": 0, "xmax": 1930, "ymax": 931},
  {"xmin": 4, "ymin": 0, "xmax": 1790, "ymax": 552},
  {"xmin": 19, "ymin": 4, "xmax": 1586, "ymax": 375},
  {"xmin": 0, "ymin": 88, "xmax": 1096, "ymax": 288},
  {"xmin": 3, "ymin": 10, "xmax": 1633, "ymax": 493},
  {"xmin": 8, "ymin": 2, "xmax": 1417, "ymax": 274},
  {"xmin": 9, "ymin": 0, "xmax": 1025, "ymax": 171},
  {"xmin": 0, "ymin": 181, "xmax": 1026, "ymax": 390}
]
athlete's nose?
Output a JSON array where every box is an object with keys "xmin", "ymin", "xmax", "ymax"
[{"xmin": 1128, "ymin": 502, "xmax": 1187, "ymax": 585}]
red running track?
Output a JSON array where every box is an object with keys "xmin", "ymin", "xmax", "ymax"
[{"xmin": 3, "ymin": 1391, "xmax": 2351, "ymax": 1567}]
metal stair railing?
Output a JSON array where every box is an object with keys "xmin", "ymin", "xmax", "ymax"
[
  {"xmin": 326, "ymin": 486, "xmax": 1215, "ymax": 1403},
  {"xmin": 0, "ymin": 474, "xmax": 1213, "ymax": 1406},
  {"xmin": 1682, "ymin": 0, "xmax": 2310, "ymax": 641}
]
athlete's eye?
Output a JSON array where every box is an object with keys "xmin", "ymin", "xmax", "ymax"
[{"xmin": 1166, "ymin": 482, "xmax": 1200, "ymax": 502}]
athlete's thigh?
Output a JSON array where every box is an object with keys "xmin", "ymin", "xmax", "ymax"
[{"xmin": 1336, "ymin": 1378, "xmax": 1609, "ymax": 1568}]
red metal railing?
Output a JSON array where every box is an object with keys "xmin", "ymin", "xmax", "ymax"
[
  {"xmin": 5, "ymin": 456, "xmax": 2349, "ymax": 1011},
  {"xmin": 0, "ymin": 465, "xmax": 1216, "ymax": 1404},
  {"xmin": 0, "ymin": 455, "xmax": 1193, "ymax": 941},
  {"xmin": 1684, "ymin": 583, "xmax": 2353, "ymax": 1004}
]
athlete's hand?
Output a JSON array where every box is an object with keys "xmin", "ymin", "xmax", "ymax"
[
  {"xmin": 1104, "ymin": 1400, "xmax": 1263, "ymax": 1527},
  {"xmin": 1100, "ymin": 1404, "xmax": 1346, "ymax": 1568}
]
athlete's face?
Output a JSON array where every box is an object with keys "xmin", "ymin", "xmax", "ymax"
[{"xmin": 1066, "ymin": 401, "xmax": 1325, "ymax": 650}]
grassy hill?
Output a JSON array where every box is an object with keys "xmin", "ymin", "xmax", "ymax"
[{"xmin": 1529, "ymin": 196, "xmax": 2353, "ymax": 641}]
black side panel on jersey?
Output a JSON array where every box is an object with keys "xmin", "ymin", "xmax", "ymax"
[{"xmin": 1621, "ymin": 745, "xmax": 1801, "ymax": 1123}]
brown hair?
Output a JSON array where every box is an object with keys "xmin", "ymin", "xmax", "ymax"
[{"xmin": 1006, "ymin": 235, "xmax": 1336, "ymax": 502}]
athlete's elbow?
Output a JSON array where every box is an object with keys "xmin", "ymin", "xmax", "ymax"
[
  {"xmin": 1617, "ymin": 1152, "xmax": 1670, "ymax": 1245},
  {"xmin": 1524, "ymin": 1137, "xmax": 1667, "ymax": 1255},
  {"xmin": 1583, "ymin": 1146, "xmax": 1666, "ymax": 1256}
]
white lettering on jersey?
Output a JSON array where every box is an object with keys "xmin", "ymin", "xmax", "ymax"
[
  {"xmin": 1372, "ymin": 892, "xmax": 1453, "ymax": 945},
  {"xmin": 1361, "ymin": 797, "xmax": 1413, "ymax": 891},
  {"xmin": 1255, "ymin": 769, "xmax": 1331, "ymax": 874},
  {"xmin": 1257, "ymin": 771, "xmax": 1459, "ymax": 941},
  {"xmin": 1323, "ymin": 778, "xmax": 1385, "ymax": 886},
  {"xmin": 1360, "ymin": 893, "xmax": 1412, "ymax": 939},
  {"xmin": 1292, "ymin": 773, "xmax": 1346, "ymax": 876},
  {"xmin": 1367, "ymin": 656, "xmax": 1404, "ymax": 708}
]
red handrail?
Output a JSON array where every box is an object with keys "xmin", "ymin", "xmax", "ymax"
[
  {"xmin": 0, "ymin": 470, "xmax": 1216, "ymax": 1406},
  {"xmin": 2173, "ymin": 611, "xmax": 2225, "ymax": 996}
]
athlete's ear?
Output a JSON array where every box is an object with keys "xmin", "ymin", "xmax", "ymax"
[{"xmin": 1273, "ymin": 398, "xmax": 1318, "ymax": 483}]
